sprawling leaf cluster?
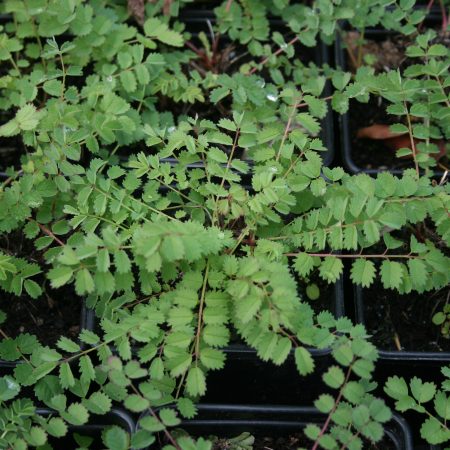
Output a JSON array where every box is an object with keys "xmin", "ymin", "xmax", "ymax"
[{"xmin": 0, "ymin": 0, "xmax": 448, "ymax": 448}]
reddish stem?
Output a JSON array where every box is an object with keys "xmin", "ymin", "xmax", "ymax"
[
  {"xmin": 248, "ymin": 35, "xmax": 299, "ymax": 75},
  {"xmin": 285, "ymin": 252, "xmax": 420, "ymax": 259},
  {"xmin": 311, "ymin": 365, "xmax": 353, "ymax": 450},
  {"xmin": 35, "ymin": 221, "xmax": 66, "ymax": 246}
]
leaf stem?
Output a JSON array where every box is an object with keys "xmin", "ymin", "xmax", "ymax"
[
  {"xmin": 311, "ymin": 363, "xmax": 353, "ymax": 450},
  {"xmin": 194, "ymin": 262, "xmax": 209, "ymax": 360},
  {"xmin": 33, "ymin": 220, "xmax": 66, "ymax": 247},
  {"xmin": 285, "ymin": 252, "xmax": 421, "ymax": 259},
  {"xmin": 248, "ymin": 35, "xmax": 299, "ymax": 76},
  {"xmin": 404, "ymin": 102, "xmax": 420, "ymax": 178}
]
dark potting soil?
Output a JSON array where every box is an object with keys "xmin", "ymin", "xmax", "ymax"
[
  {"xmin": 298, "ymin": 275, "xmax": 335, "ymax": 316},
  {"xmin": 361, "ymin": 280, "xmax": 450, "ymax": 352},
  {"xmin": 250, "ymin": 434, "xmax": 396, "ymax": 450},
  {"xmin": 348, "ymin": 97, "xmax": 419, "ymax": 172},
  {"xmin": 157, "ymin": 431, "xmax": 398, "ymax": 450},
  {"xmin": 1, "ymin": 286, "xmax": 82, "ymax": 345},
  {"xmin": 0, "ymin": 135, "xmax": 25, "ymax": 172},
  {"xmin": 0, "ymin": 230, "xmax": 83, "ymax": 345},
  {"xmin": 222, "ymin": 433, "xmax": 308, "ymax": 450}
]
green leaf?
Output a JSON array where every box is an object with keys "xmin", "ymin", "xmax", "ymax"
[
  {"xmin": 59, "ymin": 362, "xmax": 75, "ymax": 388},
  {"xmin": 24, "ymin": 279, "xmax": 42, "ymax": 299},
  {"xmin": 202, "ymin": 325, "xmax": 229, "ymax": 347},
  {"xmin": 102, "ymin": 426, "xmax": 129, "ymax": 450},
  {"xmin": 319, "ymin": 257, "xmax": 343, "ymax": 283},
  {"xmin": 159, "ymin": 408, "xmax": 181, "ymax": 426},
  {"xmin": 410, "ymin": 377, "xmax": 436, "ymax": 404},
  {"xmin": 294, "ymin": 253, "xmax": 314, "ymax": 277},
  {"xmin": 235, "ymin": 294, "xmax": 261, "ymax": 323},
  {"xmin": 323, "ymin": 366, "xmax": 345, "ymax": 389},
  {"xmin": 350, "ymin": 259, "xmax": 376, "ymax": 288},
  {"xmin": 48, "ymin": 266, "xmax": 74, "ymax": 288},
  {"xmin": 343, "ymin": 381, "xmax": 365, "ymax": 404},
  {"xmin": 315, "ymin": 394, "xmax": 335, "ymax": 413},
  {"xmin": 0, "ymin": 118, "xmax": 20, "ymax": 137},
  {"xmin": 160, "ymin": 235, "xmax": 184, "ymax": 261},
  {"xmin": 434, "ymin": 391, "xmax": 450, "ymax": 420},
  {"xmin": 43, "ymin": 79, "xmax": 63, "ymax": 97},
  {"xmin": 407, "ymin": 259, "xmax": 426, "ymax": 290},
  {"xmin": 380, "ymin": 260, "xmax": 403, "ymax": 289},
  {"xmin": 178, "ymin": 398, "xmax": 197, "ymax": 419},
  {"xmin": 62, "ymin": 403, "xmax": 89, "ymax": 426},
  {"xmin": 26, "ymin": 427, "xmax": 47, "ymax": 447},
  {"xmin": 0, "ymin": 375, "xmax": 20, "ymax": 401},
  {"xmin": 125, "ymin": 394, "xmax": 150, "ymax": 412},
  {"xmin": 296, "ymin": 113, "xmax": 320, "ymax": 134},
  {"xmin": 186, "ymin": 366, "xmax": 206, "ymax": 397},
  {"xmin": 208, "ymin": 147, "xmax": 229, "ymax": 163},
  {"xmin": 79, "ymin": 330, "xmax": 99, "ymax": 345},
  {"xmin": 16, "ymin": 103, "xmax": 42, "ymax": 130},
  {"xmin": 144, "ymin": 18, "xmax": 183, "ymax": 47},
  {"xmin": 85, "ymin": 392, "xmax": 112, "ymax": 414},
  {"xmin": 57, "ymin": 337, "xmax": 81, "ymax": 353},
  {"xmin": 97, "ymin": 249, "xmax": 111, "ymax": 272},
  {"xmin": 199, "ymin": 348, "xmax": 226, "ymax": 370},
  {"xmin": 421, "ymin": 416, "xmax": 450, "ymax": 445},
  {"xmin": 45, "ymin": 418, "xmax": 67, "ymax": 438},
  {"xmin": 384, "ymin": 376, "xmax": 409, "ymax": 400},
  {"xmin": 75, "ymin": 268, "xmax": 95, "ymax": 295},
  {"xmin": 294, "ymin": 347, "xmax": 314, "ymax": 375}
]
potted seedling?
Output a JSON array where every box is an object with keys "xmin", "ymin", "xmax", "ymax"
[{"xmin": 0, "ymin": 0, "xmax": 449, "ymax": 449}]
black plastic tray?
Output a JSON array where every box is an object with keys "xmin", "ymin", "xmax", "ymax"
[
  {"xmin": 141, "ymin": 404, "xmax": 413, "ymax": 450},
  {"xmin": 37, "ymin": 407, "xmax": 135, "ymax": 448}
]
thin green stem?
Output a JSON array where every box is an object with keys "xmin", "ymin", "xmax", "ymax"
[
  {"xmin": 285, "ymin": 252, "xmax": 420, "ymax": 259},
  {"xmin": 404, "ymin": 102, "xmax": 420, "ymax": 178},
  {"xmin": 194, "ymin": 262, "xmax": 209, "ymax": 360}
]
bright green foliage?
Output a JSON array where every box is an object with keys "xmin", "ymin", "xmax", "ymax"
[
  {"xmin": 0, "ymin": 0, "xmax": 448, "ymax": 447},
  {"xmin": 385, "ymin": 368, "xmax": 450, "ymax": 445}
]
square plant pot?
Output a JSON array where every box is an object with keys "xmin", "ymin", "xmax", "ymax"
[
  {"xmin": 334, "ymin": 14, "xmax": 447, "ymax": 177},
  {"xmin": 353, "ymin": 284, "xmax": 450, "ymax": 374},
  {"xmin": 139, "ymin": 404, "xmax": 413, "ymax": 450}
]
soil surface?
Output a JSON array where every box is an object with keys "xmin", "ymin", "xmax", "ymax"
[
  {"xmin": 0, "ymin": 232, "xmax": 83, "ymax": 346},
  {"xmin": 298, "ymin": 275, "xmax": 335, "ymax": 316},
  {"xmin": 0, "ymin": 135, "xmax": 24, "ymax": 172},
  {"xmin": 361, "ymin": 280, "xmax": 450, "ymax": 352},
  {"xmin": 157, "ymin": 429, "xmax": 397, "ymax": 449},
  {"xmin": 249, "ymin": 434, "xmax": 396, "ymax": 449},
  {"xmin": 1, "ymin": 286, "xmax": 82, "ymax": 345},
  {"xmin": 348, "ymin": 97, "xmax": 418, "ymax": 172}
]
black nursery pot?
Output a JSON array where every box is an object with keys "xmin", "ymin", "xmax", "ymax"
[
  {"xmin": 37, "ymin": 407, "xmax": 135, "ymax": 448},
  {"xmin": 142, "ymin": 404, "xmax": 413, "ymax": 450},
  {"xmin": 204, "ymin": 278, "xmax": 345, "ymax": 405},
  {"xmin": 0, "ymin": 302, "xmax": 95, "ymax": 370},
  {"xmin": 334, "ymin": 16, "xmax": 446, "ymax": 177},
  {"xmin": 353, "ymin": 285, "xmax": 450, "ymax": 376}
]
